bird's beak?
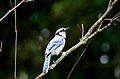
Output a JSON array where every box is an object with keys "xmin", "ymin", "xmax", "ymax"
[{"xmin": 65, "ymin": 27, "xmax": 70, "ymax": 31}]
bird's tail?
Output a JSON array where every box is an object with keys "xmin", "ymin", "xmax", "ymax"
[{"xmin": 41, "ymin": 55, "xmax": 51, "ymax": 75}]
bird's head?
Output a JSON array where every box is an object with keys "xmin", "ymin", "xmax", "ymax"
[{"xmin": 55, "ymin": 27, "xmax": 69, "ymax": 38}]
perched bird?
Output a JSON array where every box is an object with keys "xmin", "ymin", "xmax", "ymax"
[{"xmin": 41, "ymin": 27, "xmax": 69, "ymax": 75}]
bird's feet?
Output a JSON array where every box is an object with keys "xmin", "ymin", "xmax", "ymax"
[{"xmin": 61, "ymin": 52, "xmax": 66, "ymax": 56}]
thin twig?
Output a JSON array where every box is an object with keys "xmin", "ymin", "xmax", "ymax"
[
  {"xmin": 0, "ymin": 0, "xmax": 25, "ymax": 22},
  {"xmin": 10, "ymin": 0, "xmax": 14, "ymax": 8},
  {"xmin": 76, "ymin": 24, "xmax": 84, "ymax": 38},
  {"xmin": 112, "ymin": 12, "xmax": 120, "ymax": 21},
  {"xmin": 88, "ymin": 12, "xmax": 120, "ymax": 41},
  {"xmin": 84, "ymin": 0, "xmax": 118, "ymax": 39},
  {"xmin": 66, "ymin": 43, "xmax": 89, "ymax": 79},
  {"xmin": 0, "ymin": 41, "xmax": 2, "ymax": 52},
  {"xmin": 76, "ymin": 24, "xmax": 81, "ymax": 35},
  {"xmin": 112, "ymin": 12, "xmax": 120, "ymax": 19},
  {"xmin": 14, "ymin": 0, "xmax": 17, "ymax": 79},
  {"xmin": 81, "ymin": 24, "xmax": 84, "ymax": 37}
]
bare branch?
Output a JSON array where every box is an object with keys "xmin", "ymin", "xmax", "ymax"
[
  {"xmin": 0, "ymin": 41, "xmax": 2, "ymax": 52},
  {"xmin": 112, "ymin": 12, "xmax": 120, "ymax": 21},
  {"xmin": 14, "ymin": 0, "xmax": 17, "ymax": 78},
  {"xmin": 67, "ymin": 43, "xmax": 89, "ymax": 79},
  {"xmin": 88, "ymin": 12, "xmax": 120, "ymax": 41},
  {"xmin": 24, "ymin": 0, "xmax": 34, "ymax": 2},
  {"xmin": 35, "ymin": 0, "xmax": 119, "ymax": 78},
  {"xmin": 84, "ymin": 0, "xmax": 118, "ymax": 39},
  {"xmin": 76, "ymin": 24, "xmax": 81, "ymax": 34},
  {"xmin": 115, "ymin": 19, "xmax": 120, "ymax": 22},
  {"xmin": 76, "ymin": 24, "xmax": 84, "ymax": 38},
  {"xmin": 0, "ymin": 0, "xmax": 33, "ymax": 78},
  {"xmin": 0, "ymin": 0, "xmax": 35, "ymax": 22},
  {"xmin": 108, "ymin": 0, "xmax": 112, "ymax": 8},
  {"xmin": 10, "ymin": 0, "xmax": 14, "ymax": 8},
  {"xmin": 81, "ymin": 24, "xmax": 84, "ymax": 37},
  {"xmin": 35, "ymin": 74, "xmax": 43, "ymax": 79},
  {"xmin": 0, "ymin": 0, "xmax": 25, "ymax": 22}
]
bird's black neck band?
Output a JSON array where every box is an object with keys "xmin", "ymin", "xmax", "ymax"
[{"xmin": 55, "ymin": 33, "xmax": 65, "ymax": 39}]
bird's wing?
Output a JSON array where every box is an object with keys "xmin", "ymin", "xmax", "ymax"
[
  {"xmin": 45, "ymin": 37, "xmax": 64, "ymax": 57},
  {"xmin": 42, "ymin": 36, "xmax": 64, "ymax": 75}
]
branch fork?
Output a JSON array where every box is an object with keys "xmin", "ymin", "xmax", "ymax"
[{"xmin": 0, "ymin": 0, "xmax": 34, "ymax": 22}]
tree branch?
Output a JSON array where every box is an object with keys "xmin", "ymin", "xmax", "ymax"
[
  {"xmin": 35, "ymin": 0, "xmax": 119, "ymax": 78},
  {"xmin": 0, "ymin": 0, "xmax": 34, "ymax": 22},
  {"xmin": 81, "ymin": 24, "xmax": 84, "ymax": 38},
  {"xmin": 84, "ymin": 0, "xmax": 118, "ymax": 39},
  {"xmin": 14, "ymin": 0, "xmax": 17, "ymax": 78},
  {"xmin": 12, "ymin": 0, "xmax": 34, "ymax": 79},
  {"xmin": 0, "ymin": 0, "xmax": 34, "ymax": 78},
  {"xmin": 0, "ymin": 41, "xmax": 2, "ymax": 52},
  {"xmin": 0, "ymin": 0, "xmax": 26, "ymax": 22},
  {"xmin": 76, "ymin": 24, "xmax": 84, "ymax": 38},
  {"xmin": 67, "ymin": 43, "xmax": 89, "ymax": 79}
]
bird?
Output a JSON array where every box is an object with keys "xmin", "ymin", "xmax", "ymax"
[{"xmin": 41, "ymin": 27, "xmax": 69, "ymax": 76}]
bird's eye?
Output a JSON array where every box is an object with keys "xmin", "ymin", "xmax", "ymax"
[
  {"xmin": 62, "ymin": 29, "xmax": 65, "ymax": 32},
  {"xmin": 60, "ymin": 30, "xmax": 63, "ymax": 32},
  {"xmin": 59, "ymin": 29, "xmax": 65, "ymax": 33}
]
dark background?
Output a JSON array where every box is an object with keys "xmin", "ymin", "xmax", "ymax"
[{"xmin": 0, "ymin": 0, "xmax": 120, "ymax": 79}]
